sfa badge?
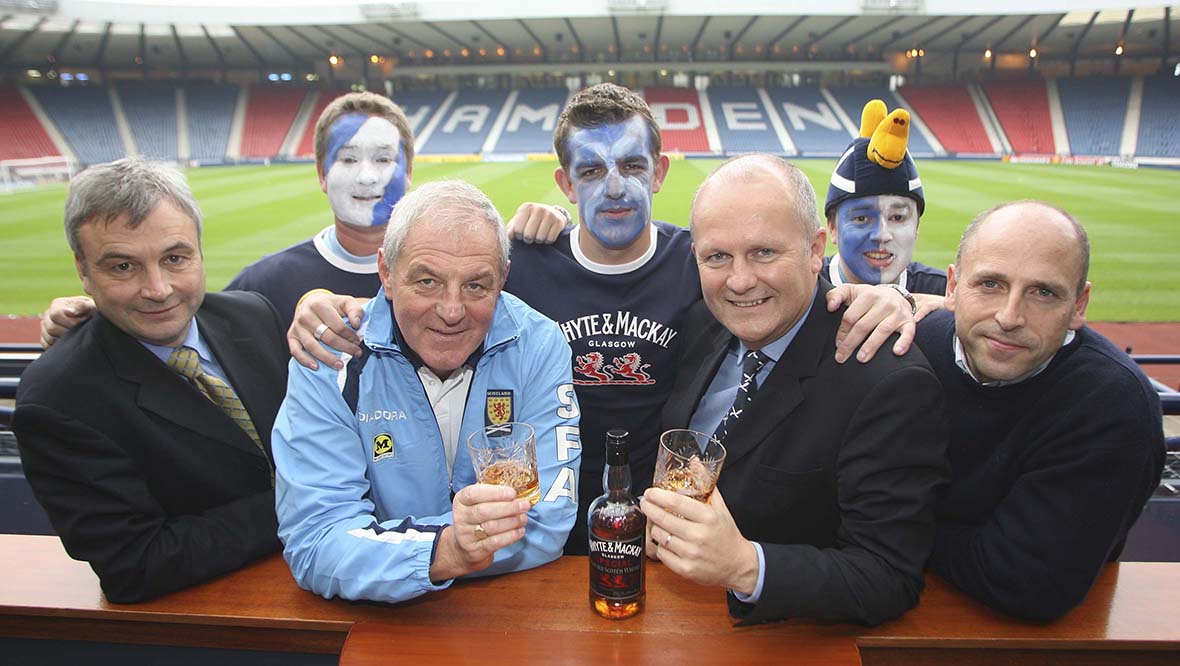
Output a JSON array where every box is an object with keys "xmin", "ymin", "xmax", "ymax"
[
  {"xmin": 485, "ymin": 389, "xmax": 514, "ymax": 427},
  {"xmin": 373, "ymin": 433, "xmax": 395, "ymax": 462}
]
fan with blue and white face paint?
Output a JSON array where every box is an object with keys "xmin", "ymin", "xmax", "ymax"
[
  {"xmin": 560, "ymin": 116, "xmax": 662, "ymax": 251},
  {"xmin": 321, "ymin": 113, "xmax": 408, "ymax": 229},
  {"xmin": 832, "ymin": 194, "xmax": 919, "ymax": 285}
]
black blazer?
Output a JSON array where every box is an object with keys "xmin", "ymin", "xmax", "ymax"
[
  {"xmin": 13, "ymin": 290, "xmax": 289, "ymax": 603},
  {"xmin": 663, "ymin": 281, "xmax": 948, "ymax": 626}
]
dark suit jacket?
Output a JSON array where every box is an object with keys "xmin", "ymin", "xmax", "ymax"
[
  {"xmin": 13, "ymin": 290, "xmax": 288, "ymax": 603},
  {"xmin": 663, "ymin": 281, "xmax": 948, "ymax": 626}
]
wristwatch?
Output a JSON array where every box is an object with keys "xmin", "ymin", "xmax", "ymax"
[{"xmin": 888, "ymin": 283, "xmax": 917, "ymax": 316}]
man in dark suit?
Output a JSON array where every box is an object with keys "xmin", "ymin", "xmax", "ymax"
[
  {"xmin": 13, "ymin": 158, "xmax": 287, "ymax": 603},
  {"xmin": 642, "ymin": 154, "xmax": 948, "ymax": 626}
]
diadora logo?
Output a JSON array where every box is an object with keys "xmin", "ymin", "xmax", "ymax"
[
  {"xmin": 358, "ymin": 409, "xmax": 407, "ymax": 423},
  {"xmin": 573, "ymin": 351, "xmax": 655, "ymax": 386},
  {"xmin": 373, "ymin": 433, "xmax": 395, "ymax": 462}
]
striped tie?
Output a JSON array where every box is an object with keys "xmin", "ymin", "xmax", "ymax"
[
  {"xmin": 167, "ymin": 346, "xmax": 272, "ymax": 485},
  {"xmin": 712, "ymin": 349, "xmax": 769, "ymax": 443}
]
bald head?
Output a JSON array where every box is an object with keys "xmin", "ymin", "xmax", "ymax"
[
  {"xmin": 957, "ymin": 200, "xmax": 1089, "ymax": 298},
  {"xmin": 692, "ymin": 154, "xmax": 820, "ymax": 241}
]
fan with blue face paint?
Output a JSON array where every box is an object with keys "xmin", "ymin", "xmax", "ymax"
[
  {"xmin": 555, "ymin": 116, "xmax": 669, "ymax": 260},
  {"xmin": 320, "ymin": 112, "xmax": 409, "ymax": 229},
  {"xmin": 831, "ymin": 193, "xmax": 919, "ymax": 285}
]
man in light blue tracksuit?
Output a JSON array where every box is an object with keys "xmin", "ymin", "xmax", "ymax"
[{"xmin": 272, "ymin": 180, "xmax": 581, "ymax": 604}]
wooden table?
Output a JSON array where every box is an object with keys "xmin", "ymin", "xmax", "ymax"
[{"xmin": 1, "ymin": 535, "xmax": 1177, "ymax": 665}]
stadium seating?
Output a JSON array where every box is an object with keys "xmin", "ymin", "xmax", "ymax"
[
  {"xmin": 981, "ymin": 79, "xmax": 1055, "ymax": 155},
  {"xmin": 418, "ymin": 88, "xmax": 510, "ymax": 154},
  {"xmin": 706, "ymin": 86, "xmax": 787, "ymax": 154},
  {"xmin": 117, "ymin": 82, "xmax": 179, "ymax": 161},
  {"xmin": 491, "ymin": 87, "xmax": 568, "ymax": 154},
  {"xmin": 762, "ymin": 87, "xmax": 852, "ymax": 155},
  {"xmin": 1135, "ymin": 76, "xmax": 1180, "ymax": 158},
  {"xmin": 239, "ymin": 85, "xmax": 306, "ymax": 159},
  {"xmin": 1057, "ymin": 77, "xmax": 1130, "ymax": 156},
  {"xmin": 0, "ymin": 84, "xmax": 62, "ymax": 161},
  {"xmin": 389, "ymin": 89, "xmax": 452, "ymax": 138},
  {"xmin": 29, "ymin": 85, "xmax": 125, "ymax": 166},
  {"xmin": 643, "ymin": 87, "xmax": 711, "ymax": 154},
  {"xmin": 185, "ymin": 83, "xmax": 238, "ymax": 164},
  {"xmin": 900, "ymin": 84, "xmax": 993, "ymax": 154},
  {"xmin": 292, "ymin": 89, "xmax": 347, "ymax": 160},
  {"xmin": 825, "ymin": 85, "xmax": 937, "ymax": 156}
]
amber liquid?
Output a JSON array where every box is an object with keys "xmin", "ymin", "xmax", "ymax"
[
  {"xmin": 653, "ymin": 465, "xmax": 714, "ymax": 503},
  {"xmin": 480, "ymin": 460, "xmax": 540, "ymax": 505},
  {"xmin": 589, "ymin": 504, "xmax": 646, "ymax": 620}
]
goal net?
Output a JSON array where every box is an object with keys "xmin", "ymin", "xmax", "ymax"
[{"xmin": 0, "ymin": 155, "xmax": 77, "ymax": 193}]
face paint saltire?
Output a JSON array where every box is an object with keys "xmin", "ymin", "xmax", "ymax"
[
  {"xmin": 324, "ymin": 113, "xmax": 408, "ymax": 228},
  {"xmin": 565, "ymin": 116, "xmax": 656, "ymax": 249}
]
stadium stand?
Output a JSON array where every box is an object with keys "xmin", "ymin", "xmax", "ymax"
[
  {"xmin": 982, "ymin": 79, "xmax": 1056, "ymax": 155},
  {"xmin": 0, "ymin": 85, "xmax": 62, "ymax": 161},
  {"xmin": 29, "ymin": 85, "xmax": 125, "ymax": 166},
  {"xmin": 185, "ymin": 83, "xmax": 238, "ymax": 164},
  {"xmin": 1, "ymin": 343, "xmax": 53, "ymax": 536},
  {"xmin": 1057, "ymin": 77, "xmax": 1130, "ymax": 157},
  {"xmin": 490, "ymin": 87, "xmax": 568, "ymax": 154},
  {"xmin": 292, "ymin": 89, "xmax": 347, "ymax": 159},
  {"xmin": 117, "ymin": 82, "xmax": 180, "ymax": 161},
  {"xmin": 389, "ymin": 89, "xmax": 452, "ymax": 138},
  {"xmin": 418, "ymin": 88, "xmax": 510, "ymax": 154},
  {"xmin": 238, "ymin": 85, "xmax": 306, "ymax": 159},
  {"xmin": 643, "ymin": 86, "xmax": 711, "ymax": 154},
  {"xmin": 826, "ymin": 85, "xmax": 937, "ymax": 156},
  {"xmin": 900, "ymin": 84, "xmax": 993, "ymax": 154},
  {"xmin": 1135, "ymin": 76, "xmax": 1180, "ymax": 158},
  {"xmin": 706, "ymin": 86, "xmax": 788, "ymax": 154},
  {"xmin": 762, "ymin": 86, "xmax": 852, "ymax": 155}
]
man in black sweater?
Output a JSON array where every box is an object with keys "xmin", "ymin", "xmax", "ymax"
[{"xmin": 915, "ymin": 200, "xmax": 1164, "ymax": 620}]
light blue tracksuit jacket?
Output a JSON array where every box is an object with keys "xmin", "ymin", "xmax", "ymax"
[{"xmin": 272, "ymin": 290, "xmax": 581, "ymax": 603}]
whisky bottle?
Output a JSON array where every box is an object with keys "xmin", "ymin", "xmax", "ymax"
[{"xmin": 588, "ymin": 429, "xmax": 645, "ymax": 619}]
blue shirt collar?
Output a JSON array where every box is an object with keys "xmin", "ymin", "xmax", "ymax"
[{"xmin": 139, "ymin": 318, "xmax": 208, "ymax": 365}]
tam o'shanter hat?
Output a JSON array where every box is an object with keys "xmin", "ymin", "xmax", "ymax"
[{"xmin": 824, "ymin": 99, "xmax": 925, "ymax": 218}]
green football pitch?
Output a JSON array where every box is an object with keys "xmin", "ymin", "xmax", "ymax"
[{"xmin": 1, "ymin": 159, "xmax": 1177, "ymax": 320}]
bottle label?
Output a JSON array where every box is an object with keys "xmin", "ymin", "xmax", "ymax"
[{"xmin": 589, "ymin": 534, "xmax": 644, "ymax": 600}]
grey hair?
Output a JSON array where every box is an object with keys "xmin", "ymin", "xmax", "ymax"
[
  {"xmin": 957, "ymin": 199, "xmax": 1090, "ymax": 296},
  {"xmin": 690, "ymin": 154, "xmax": 821, "ymax": 241},
  {"xmin": 381, "ymin": 180, "xmax": 510, "ymax": 277},
  {"xmin": 65, "ymin": 157, "xmax": 202, "ymax": 259}
]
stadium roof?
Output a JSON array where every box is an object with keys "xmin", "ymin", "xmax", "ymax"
[{"xmin": 1, "ymin": 1, "xmax": 1177, "ymax": 78}]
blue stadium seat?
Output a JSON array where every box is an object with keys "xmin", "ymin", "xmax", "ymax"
[
  {"xmin": 827, "ymin": 85, "xmax": 936, "ymax": 156},
  {"xmin": 118, "ymin": 82, "xmax": 179, "ymax": 161},
  {"xmin": 1057, "ymin": 77, "xmax": 1129, "ymax": 156},
  {"xmin": 185, "ymin": 83, "xmax": 237, "ymax": 164},
  {"xmin": 491, "ymin": 87, "xmax": 568, "ymax": 154},
  {"xmin": 30, "ymin": 86, "xmax": 125, "ymax": 166},
  {"xmin": 761, "ymin": 87, "xmax": 853, "ymax": 156},
  {"xmin": 1135, "ymin": 76, "xmax": 1180, "ymax": 158},
  {"xmin": 388, "ymin": 89, "xmax": 450, "ymax": 138},
  {"xmin": 418, "ymin": 89, "xmax": 510, "ymax": 154},
  {"xmin": 706, "ymin": 86, "xmax": 788, "ymax": 154}
]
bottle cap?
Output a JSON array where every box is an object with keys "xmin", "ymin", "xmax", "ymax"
[{"xmin": 606, "ymin": 429, "xmax": 629, "ymax": 465}]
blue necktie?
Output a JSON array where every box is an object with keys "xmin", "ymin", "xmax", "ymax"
[{"xmin": 712, "ymin": 350, "xmax": 769, "ymax": 443}]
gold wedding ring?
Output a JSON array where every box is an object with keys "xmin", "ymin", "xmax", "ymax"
[{"xmin": 474, "ymin": 523, "xmax": 488, "ymax": 540}]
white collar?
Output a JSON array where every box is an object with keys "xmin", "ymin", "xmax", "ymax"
[
  {"xmin": 953, "ymin": 330, "xmax": 1076, "ymax": 387},
  {"xmin": 569, "ymin": 223, "xmax": 658, "ymax": 275},
  {"xmin": 827, "ymin": 253, "xmax": 908, "ymax": 290}
]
